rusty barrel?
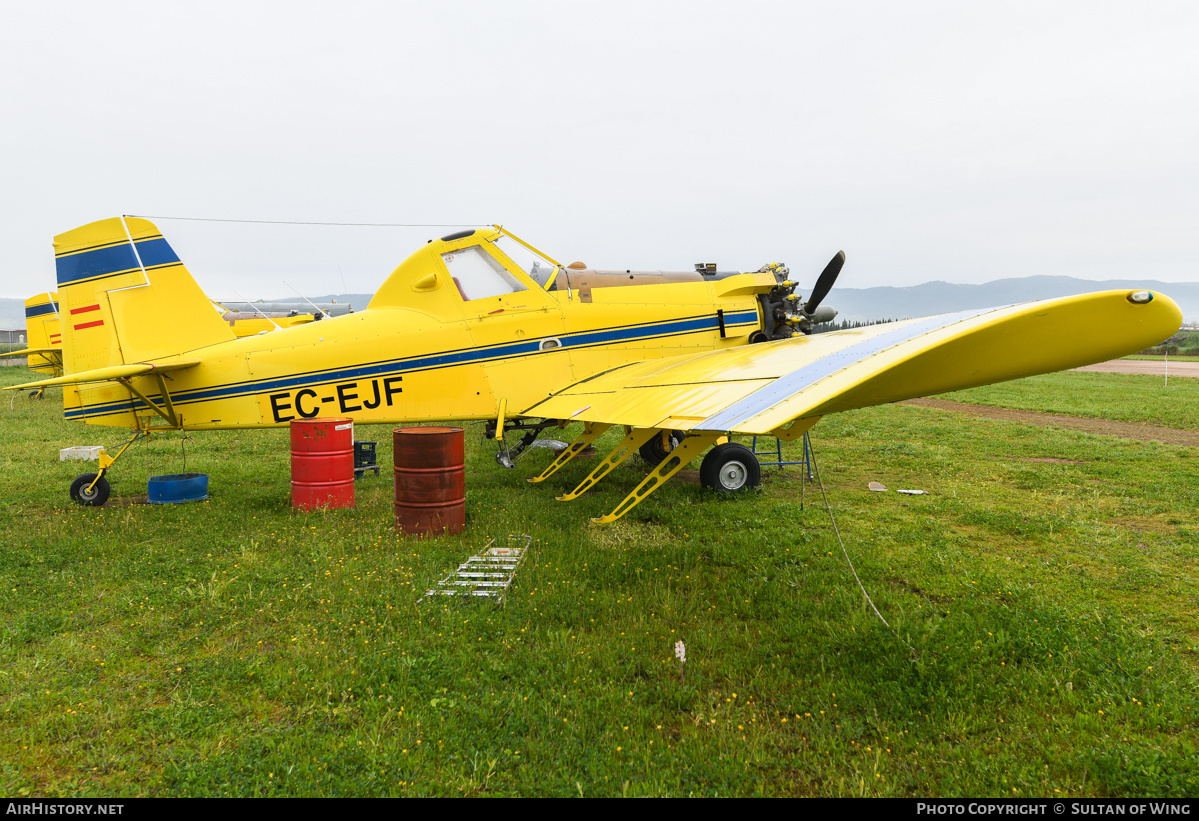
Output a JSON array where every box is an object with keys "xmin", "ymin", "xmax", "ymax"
[
  {"xmin": 394, "ymin": 426, "xmax": 465, "ymax": 535},
  {"xmin": 291, "ymin": 417, "xmax": 355, "ymax": 510}
]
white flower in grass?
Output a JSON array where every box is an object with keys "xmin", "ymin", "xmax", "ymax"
[{"xmin": 675, "ymin": 640, "xmax": 686, "ymax": 663}]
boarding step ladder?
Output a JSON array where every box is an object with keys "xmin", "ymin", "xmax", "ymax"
[
  {"xmin": 751, "ymin": 431, "xmax": 816, "ymax": 511},
  {"xmin": 751, "ymin": 431, "xmax": 813, "ymax": 480},
  {"xmin": 421, "ymin": 535, "xmax": 530, "ymax": 603}
]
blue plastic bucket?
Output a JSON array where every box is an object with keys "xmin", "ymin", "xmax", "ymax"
[{"xmin": 147, "ymin": 473, "xmax": 209, "ymax": 504}]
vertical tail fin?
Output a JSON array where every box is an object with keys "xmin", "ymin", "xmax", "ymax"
[
  {"xmin": 23, "ymin": 292, "xmax": 62, "ymax": 375},
  {"xmin": 54, "ymin": 217, "xmax": 234, "ymax": 374}
]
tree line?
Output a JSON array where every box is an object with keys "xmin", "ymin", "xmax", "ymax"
[
  {"xmin": 809, "ymin": 318, "xmax": 898, "ymax": 334},
  {"xmin": 1139, "ymin": 330, "xmax": 1199, "ymax": 356}
]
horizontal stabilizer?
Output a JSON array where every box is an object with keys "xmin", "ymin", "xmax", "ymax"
[
  {"xmin": 3, "ymin": 358, "xmax": 201, "ymax": 391},
  {"xmin": 6, "ymin": 348, "xmax": 61, "ymax": 358}
]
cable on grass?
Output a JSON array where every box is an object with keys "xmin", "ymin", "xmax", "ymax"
[
  {"xmin": 808, "ymin": 434, "xmax": 922, "ymax": 660},
  {"xmin": 124, "ymin": 215, "xmax": 491, "ymax": 228}
]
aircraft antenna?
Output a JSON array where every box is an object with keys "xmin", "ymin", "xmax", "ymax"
[
  {"xmin": 112, "ymin": 216, "xmax": 153, "ymax": 293},
  {"xmin": 232, "ymin": 291, "xmax": 284, "ymax": 330},
  {"xmin": 125, "ymin": 214, "xmax": 490, "ymax": 228},
  {"xmin": 283, "ymin": 280, "xmax": 332, "ymax": 319}
]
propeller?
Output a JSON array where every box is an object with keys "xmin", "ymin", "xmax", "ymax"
[{"xmin": 802, "ymin": 250, "xmax": 845, "ymax": 317}]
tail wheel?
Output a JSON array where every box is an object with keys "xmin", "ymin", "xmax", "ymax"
[
  {"xmin": 639, "ymin": 431, "xmax": 684, "ymax": 466},
  {"xmin": 70, "ymin": 473, "xmax": 111, "ymax": 507},
  {"xmin": 700, "ymin": 443, "xmax": 761, "ymax": 492}
]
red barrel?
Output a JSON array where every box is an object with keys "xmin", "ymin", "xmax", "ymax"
[
  {"xmin": 291, "ymin": 417, "xmax": 355, "ymax": 510},
  {"xmin": 394, "ymin": 426, "xmax": 465, "ymax": 535}
]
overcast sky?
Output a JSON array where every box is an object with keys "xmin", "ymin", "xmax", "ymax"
[{"xmin": 1, "ymin": 0, "xmax": 1196, "ymax": 301}]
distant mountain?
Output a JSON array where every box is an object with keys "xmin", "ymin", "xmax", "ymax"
[
  {"xmin": 823, "ymin": 277, "xmax": 1199, "ymax": 325},
  {"xmin": 6, "ymin": 279, "xmax": 1196, "ymax": 333}
]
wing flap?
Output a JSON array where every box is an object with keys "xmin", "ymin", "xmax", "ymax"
[{"xmin": 523, "ymin": 290, "xmax": 1181, "ymax": 435}]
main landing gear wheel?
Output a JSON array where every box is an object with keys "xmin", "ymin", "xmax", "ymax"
[
  {"xmin": 639, "ymin": 431, "xmax": 683, "ymax": 466},
  {"xmin": 700, "ymin": 443, "xmax": 761, "ymax": 492},
  {"xmin": 70, "ymin": 473, "xmax": 111, "ymax": 507}
]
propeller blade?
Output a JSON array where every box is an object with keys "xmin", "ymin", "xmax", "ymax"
[{"xmin": 803, "ymin": 250, "xmax": 845, "ymax": 315}]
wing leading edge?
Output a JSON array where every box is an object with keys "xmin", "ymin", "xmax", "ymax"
[{"xmin": 523, "ymin": 289, "xmax": 1181, "ymax": 437}]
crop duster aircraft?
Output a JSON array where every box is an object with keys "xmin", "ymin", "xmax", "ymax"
[{"xmin": 6, "ymin": 217, "xmax": 1182, "ymax": 520}]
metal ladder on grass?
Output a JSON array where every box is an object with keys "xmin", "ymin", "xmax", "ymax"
[{"xmin": 421, "ymin": 535, "xmax": 530, "ymax": 603}]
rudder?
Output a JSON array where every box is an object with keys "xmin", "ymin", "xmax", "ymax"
[
  {"xmin": 23, "ymin": 292, "xmax": 62, "ymax": 375},
  {"xmin": 54, "ymin": 217, "xmax": 234, "ymax": 374}
]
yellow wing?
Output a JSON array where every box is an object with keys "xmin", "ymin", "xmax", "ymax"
[{"xmin": 523, "ymin": 289, "xmax": 1181, "ymax": 436}]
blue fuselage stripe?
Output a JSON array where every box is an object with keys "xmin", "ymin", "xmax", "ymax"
[
  {"xmin": 56, "ymin": 237, "xmax": 181, "ymax": 286},
  {"xmin": 698, "ymin": 309, "xmax": 993, "ymax": 431},
  {"xmin": 65, "ymin": 309, "xmax": 761, "ymax": 419}
]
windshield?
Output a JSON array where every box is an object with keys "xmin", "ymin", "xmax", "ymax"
[{"xmin": 490, "ymin": 235, "xmax": 560, "ymax": 289}]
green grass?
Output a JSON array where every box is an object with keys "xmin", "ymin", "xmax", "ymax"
[
  {"xmin": 1, "ymin": 368, "xmax": 1197, "ymax": 797},
  {"xmin": 941, "ymin": 371, "xmax": 1199, "ymax": 428},
  {"xmin": 1123, "ymin": 355, "xmax": 1199, "ymax": 362}
]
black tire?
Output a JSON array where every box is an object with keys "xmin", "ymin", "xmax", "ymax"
[
  {"xmin": 70, "ymin": 473, "xmax": 111, "ymax": 506},
  {"xmin": 639, "ymin": 431, "xmax": 683, "ymax": 465},
  {"xmin": 700, "ymin": 443, "xmax": 761, "ymax": 492}
]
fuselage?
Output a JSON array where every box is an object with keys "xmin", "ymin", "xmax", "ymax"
[{"xmin": 64, "ymin": 228, "xmax": 777, "ymax": 430}]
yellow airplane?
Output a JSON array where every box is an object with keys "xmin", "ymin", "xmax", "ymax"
[
  {"xmin": 13, "ymin": 292, "xmax": 64, "ymax": 379},
  {"xmin": 6, "ymin": 216, "xmax": 1182, "ymax": 517}
]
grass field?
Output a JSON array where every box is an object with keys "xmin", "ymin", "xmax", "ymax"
[
  {"xmin": 1, "ymin": 367, "xmax": 1197, "ymax": 797},
  {"xmin": 943, "ymin": 371, "xmax": 1199, "ymax": 429},
  {"xmin": 1124, "ymin": 355, "xmax": 1199, "ymax": 362}
]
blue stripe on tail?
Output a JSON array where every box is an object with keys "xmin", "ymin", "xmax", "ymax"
[{"xmin": 56, "ymin": 237, "xmax": 181, "ymax": 286}]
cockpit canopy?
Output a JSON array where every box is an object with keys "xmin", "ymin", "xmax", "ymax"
[{"xmin": 367, "ymin": 227, "xmax": 562, "ymax": 312}]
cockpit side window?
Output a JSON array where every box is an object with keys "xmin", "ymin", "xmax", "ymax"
[{"xmin": 441, "ymin": 246, "xmax": 528, "ymax": 301}]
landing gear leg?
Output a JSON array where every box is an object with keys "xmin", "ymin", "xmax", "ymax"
[
  {"xmin": 489, "ymin": 419, "xmax": 558, "ymax": 469},
  {"xmin": 638, "ymin": 429, "xmax": 683, "ymax": 465},
  {"xmin": 67, "ymin": 429, "xmax": 148, "ymax": 507}
]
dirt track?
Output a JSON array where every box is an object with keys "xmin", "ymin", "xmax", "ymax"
[
  {"xmin": 1073, "ymin": 359, "xmax": 1199, "ymax": 377},
  {"xmin": 901, "ymin": 398, "xmax": 1199, "ymax": 447}
]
